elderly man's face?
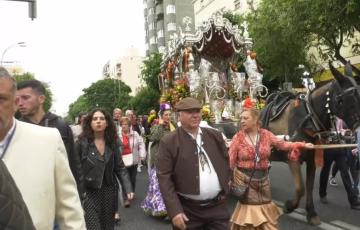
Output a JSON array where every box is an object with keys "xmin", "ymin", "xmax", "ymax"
[
  {"xmin": 113, "ymin": 109, "xmax": 122, "ymax": 121},
  {"xmin": 178, "ymin": 109, "xmax": 201, "ymax": 131},
  {"xmin": 0, "ymin": 78, "xmax": 17, "ymax": 140},
  {"xmin": 126, "ymin": 111, "xmax": 134, "ymax": 120}
]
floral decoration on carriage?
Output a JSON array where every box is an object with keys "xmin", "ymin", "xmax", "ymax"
[{"xmin": 158, "ymin": 12, "xmax": 268, "ymax": 123}]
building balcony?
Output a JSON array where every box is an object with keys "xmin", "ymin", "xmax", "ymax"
[
  {"xmin": 156, "ymin": 4, "xmax": 163, "ymax": 15},
  {"xmin": 144, "ymin": 8, "xmax": 147, "ymax": 16},
  {"xmin": 155, "ymin": 0, "xmax": 163, "ymax": 5},
  {"xmin": 147, "ymin": 0, "xmax": 155, "ymax": 7}
]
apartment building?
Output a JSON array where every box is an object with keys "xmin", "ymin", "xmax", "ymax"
[
  {"xmin": 192, "ymin": 0, "xmax": 259, "ymax": 27},
  {"xmin": 144, "ymin": 0, "xmax": 195, "ymax": 56},
  {"xmin": 103, "ymin": 47, "xmax": 144, "ymax": 95}
]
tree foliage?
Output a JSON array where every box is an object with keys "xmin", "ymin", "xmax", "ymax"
[
  {"xmin": 13, "ymin": 72, "xmax": 53, "ymax": 112},
  {"xmin": 129, "ymin": 86, "xmax": 160, "ymax": 115},
  {"xmin": 283, "ymin": 0, "xmax": 360, "ymax": 64},
  {"xmin": 225, "ymin": 0, "xmax": 360, "ymax": 84},
  {"xmin": 66, "ymin": 78, "xmax": 132, "ymax": 122},
  {"xmin": 66, "ymin": 95, "xmax": 90, "ymax": 122},
  {"xmin": 141, "ymin": 52, "xmax": 162, "ymax": 91},
  {"xmin": 83, "ymin": 78, "xmax": 132, "ymax": 113},
  {"xmin": 248, "ymin": 1, "xmax": 310, "ymax": 84}
]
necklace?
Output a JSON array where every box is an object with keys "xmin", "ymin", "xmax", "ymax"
[
  {"xmin": 246, "ymin": 131, "xmax": 260, "ymax": 164},
  {"xmin": 247, "ymin": 131, "xmax": 259, "ymax": 148}
]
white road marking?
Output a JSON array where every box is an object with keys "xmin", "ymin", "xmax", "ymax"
[
  {"xmin": 273, "ymin": 199, "xmax": 356, "ymax": 230},
  {"xmin": 331, "ymin": 220, "xmax": 360, "ymax": 230},
  {"xmin": 286, "ymin": 212, "xmax": 344, "ymax": 230}
]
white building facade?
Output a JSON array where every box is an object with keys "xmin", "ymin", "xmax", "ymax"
[{"xmin": 103, "ymin": 48, "xmax": 144, "ymax": 95}]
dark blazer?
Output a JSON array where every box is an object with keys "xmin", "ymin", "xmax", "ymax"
[
  {"xmin": 0, "ymin": 160, "xmax": 35, "ymax": 230},
  {"xmin": 75, "ymin": 138, "xmax": 132, "ymax": 194},
  {"xmin": 156, "ymin": 127, "xmax": 231, "ymax": 218}
]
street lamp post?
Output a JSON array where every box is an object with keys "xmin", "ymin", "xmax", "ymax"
[{"xmin": 1, "ymin": 42, "xmax": 27, "ymax": 66}]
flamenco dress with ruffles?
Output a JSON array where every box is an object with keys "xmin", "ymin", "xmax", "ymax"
[
  {"xmin": 229, "ymin": 128, "xmax": 305, "ymax": 230},
  {"xmin": 141, "ymin": 122, "xmax": 176, "ymax": 217}
]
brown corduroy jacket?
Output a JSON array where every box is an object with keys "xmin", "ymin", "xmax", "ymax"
[{"xmin": 156, "ymin": 126, "xmax": 231, "ymax": 219}]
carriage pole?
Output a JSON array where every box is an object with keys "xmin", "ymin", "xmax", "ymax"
[{"xmin": 313, "ymin": 144, "xmax": 358, "ymax": 149}]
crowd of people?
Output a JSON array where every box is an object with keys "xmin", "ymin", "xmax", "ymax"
[{"xmin": 0, "ymin": 66, "xmax": 359, "ymax": 230}]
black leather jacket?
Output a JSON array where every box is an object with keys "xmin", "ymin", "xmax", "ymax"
[
  {"xmin": 0, "ymin": 160, "xmax": 35, "ymax": 230},
  {"xmin": 75, "ymin": 137, "xmax": 132, "ymax": 194},
  {"xmin": 20, "ymin": 112, "xmax": 85, "ymax": 199}
]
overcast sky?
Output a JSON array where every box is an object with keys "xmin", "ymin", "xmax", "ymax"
[{"xmin": 0, "ymin": 0, "xmax": 145, "ymax": 116}]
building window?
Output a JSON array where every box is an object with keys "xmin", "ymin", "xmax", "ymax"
[
  {"xmin": 157, "ymin": 29, "xmax": 164, "ymax": 38},
  {"xmin": 148, "ymin": 7, "xmax": 155, "ymax": 15},
  {"xmin": 157, "ymin": 13, "xmax": 164, "ymax": 21},
  {"xmin": 234, "ymin": 0, "xmax": 241, "ymax": 9},
  {"xmin": 167, "ymin": 22, "xmax": 176, "ymax": 32},
  {"xmin": 150, "ymin": 36, "xmax": 157, "ymax": 45},
  {"xmin": 149, "ymin": 22, "xmax": 156, "ymax": 30},
  {"xmin": 158, "ymin": 46, "xmax": 166, "ymax": 54},
  {"xmin": 166, "ymin": 5, "xmax": 176, "ymax": 14},
  {"xmin": 116, "ymin": 64, "xmax": 122, "ymax": 78}
]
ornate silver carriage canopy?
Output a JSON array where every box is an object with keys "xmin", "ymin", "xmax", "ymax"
[{"xmin": 158, "ymin": 11, "xmax": 267, "ymax": 123}]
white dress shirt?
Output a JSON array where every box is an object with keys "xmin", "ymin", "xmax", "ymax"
[{"xmin": 179, "ymin": 128, "xmax": 222, "ymax": 200}]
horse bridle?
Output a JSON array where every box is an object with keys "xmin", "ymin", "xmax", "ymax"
[
  {"xmin": 335, "ymin": 74, "xmax": 360, "ymax": 99},
  {"xmin": 303, "ymin": 75, "xmax": 360, "ymax": 142},
  {"xmin": 332, "ymin": 76, "xmax": 360, "ymax": 130}
]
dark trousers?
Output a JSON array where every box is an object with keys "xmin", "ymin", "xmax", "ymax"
[
  {"xmin": 349, "ymin": 153, "xmax": 360, "ymax": 194},
  {"xmin": 330, "ymin": 151, "xmax": 359, "ymax": 194},
  {"xmin": 319, "ymin": 148, "xmax": 358, "ymax": 204},
  {"xmin": 172, "ymin": 199, "xmax": 230, "ymax": 230},
  {"xmin": 331, "ymin": 163, "xmax": 338, "ymax": 178},
  {"xmin": 122, "ymin": 165, "xmax": 137, "ymax": 198}
]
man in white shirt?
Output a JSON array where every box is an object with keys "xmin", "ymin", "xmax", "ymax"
[{"xmin": 157, "ymin": 97, "xmax": 231, "ymax": 230}]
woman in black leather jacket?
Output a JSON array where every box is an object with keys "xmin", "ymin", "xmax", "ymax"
[{"xmin": 75, "ymin": 108, "xmax": 133, "ymax": 230}]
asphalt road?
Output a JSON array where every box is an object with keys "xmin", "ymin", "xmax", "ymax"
[{"xmin": 116, "ymin": 162, "xmax": 360, "ymax": 230}]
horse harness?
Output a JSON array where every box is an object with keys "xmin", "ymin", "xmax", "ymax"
[{"xmin": 301, "ymin": 76, "xmax": 360, "ymax": 144}]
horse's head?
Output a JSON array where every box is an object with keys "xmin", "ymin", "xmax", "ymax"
[{"xmin": 329, "ymin": 62, "xmax": 360, "ymax": 130}]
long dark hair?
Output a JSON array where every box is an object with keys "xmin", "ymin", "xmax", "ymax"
[{"xmin": 80, "ymin": 108, "xmax": 117, "ymax": 148}]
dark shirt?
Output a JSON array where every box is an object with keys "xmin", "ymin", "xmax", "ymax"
[{"xmin": 20, "ymin": 112, "xmax": 85, "ymax": 199}]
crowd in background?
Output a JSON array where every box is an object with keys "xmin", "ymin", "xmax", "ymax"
[{"xmin": 0, "ymin": 66, "xmax": 359, "ymax": 230}]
